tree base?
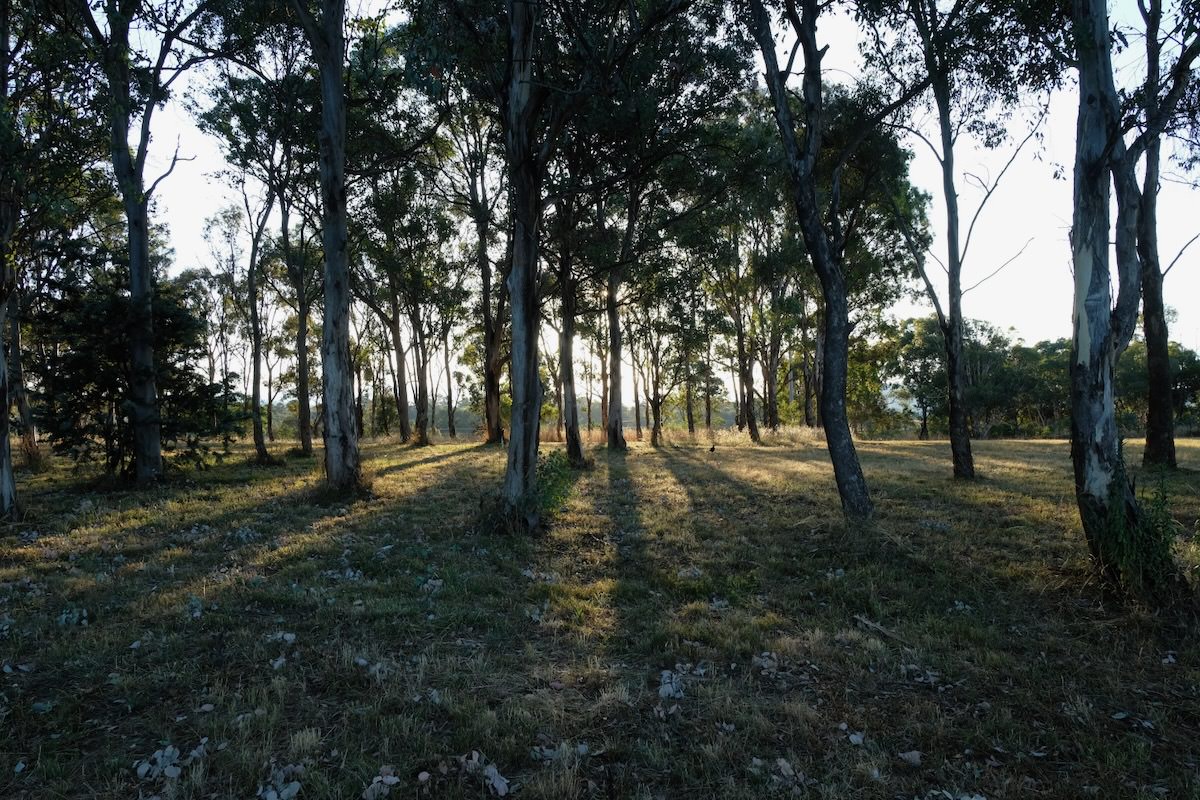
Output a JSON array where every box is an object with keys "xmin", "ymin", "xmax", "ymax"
[{"xmin": 477, "ymin": 491, "xmax": 544, "ymax": 536}]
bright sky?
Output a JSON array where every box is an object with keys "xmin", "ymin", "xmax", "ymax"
[{"xmin": 147, "ymin": 7, "xmax": 1200, "ymax": 357}]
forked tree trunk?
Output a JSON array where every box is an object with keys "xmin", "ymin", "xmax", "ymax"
[
  {"xmin": 1068, "ymin": 0, "xmax": 1177, "ymax": 595},
  {"xmin": 293, "ymin": 0, "xmax": 360, "ymax": 490},
  {"xmin": 90, "ymin": 3, "xmax": 162, "ymax": 484},
  {"xmin": 499, "ymin": 0, "xmax": 545, "ymax": 532}
]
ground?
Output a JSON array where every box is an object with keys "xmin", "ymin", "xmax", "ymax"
[{"xmin": 2, "ymin": 434, "xmax": 1199, "ymax": 800}]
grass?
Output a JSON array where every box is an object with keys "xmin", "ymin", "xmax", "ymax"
[{"xmin": 2, "ymin": 434, "xmax": 1199, "ymax": 799}]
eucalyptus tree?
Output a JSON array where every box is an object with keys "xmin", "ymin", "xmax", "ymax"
[
  {"xmin": 1121, "ymin": 0, "xmax": 1200, "ymax": 468},
  {"xmin": 1068, "ymin": 0, "xmax": 1198, "ymax": 597},
  {"xmin": 200, "ymin": 16, "xmax": 324, "ymax": 456},
  {"xmin": 541, "ymin": 133, "xmax": 596, "ymax": 466},
  {"xmin": 51, "ymin": 0, "xmax": 246, "ymax": 484},
  {"xmin": 587, "ymin": 8, "xmax": 752, "ymax": 451},
  {"xmin": 746, "ymin": 0, "xmax": 931, "ymax": 517},
  {"xmin": 361, "ymin": 164, "xmax": 468, "ymax": 446},
  {"xmin": 630, "ymin": 254, "xmax": 689, "ymax": 447},
  {"xmin": 1, "ymin": 0, "xmax": 108, "ymax": 513},
  {"xmin": 286, "ymin": 0, "xmax": 359, "ymax": 489},
  {"xmin": 439, "ymin": 91, "xmax": 508, "ymax": 444},
  {"xmin": 412, "ymin": 0, "xmax": 702, "ymax": 530},
  {"xmin": 857, "ymin": 0, "xmax": 1056, "ymax": 479}
]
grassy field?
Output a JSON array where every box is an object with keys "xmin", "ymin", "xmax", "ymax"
[{"xmin": 2, "ymin": 434, "xmax": 1199, "ymax": 799}]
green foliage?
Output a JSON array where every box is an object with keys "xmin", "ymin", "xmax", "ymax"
[
  {"xmin": 1100, "ymin": 443, "xmax": 1181, "ymax": 600},
  {"xmin": 31, "ymin": 267, "xmax": 235, "ymax": 476},
  {"xmin": 535, "ymin": 449, "xmax": 575, "ymax": 517}
]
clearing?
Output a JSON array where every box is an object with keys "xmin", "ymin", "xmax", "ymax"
[{"xmin": 2, "ymin": 437, "xmax": 1199, "ymax": 799}]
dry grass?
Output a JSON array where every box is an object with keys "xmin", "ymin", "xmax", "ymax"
[{"xmin": 1, "ymin": 435, "xmax": 1199, "ymax": 799}]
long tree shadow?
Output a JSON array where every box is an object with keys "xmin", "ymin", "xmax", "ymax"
[{"xmin": 6, "ymin": 440, "xmax": 1199, "ymax": 799}]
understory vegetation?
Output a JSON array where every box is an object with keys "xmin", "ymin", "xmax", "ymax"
[{"xmin": 2, "ymin": 438, "xmax": 1198, "ymax": 799}]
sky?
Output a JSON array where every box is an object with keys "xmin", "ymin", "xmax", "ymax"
[{"xmin": 146, "ymin": 6, "xmax": 1200, "ymax": 357}]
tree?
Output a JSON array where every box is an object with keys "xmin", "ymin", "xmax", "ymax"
[
  {"xmin": 440, "ymin": 91, "xmax": 507, "ymax": 445},
  {"xmin": 53, "ymin": 0, "xmax": 236, "ymax": 484},
  {"xmin": 287, "ymin": 0, "xmax": 360, "ymax": 490},
  {"xmin": 1, "ymin": 0, "xmax": 107, "ymax": 512},
  {"xmin": 1126, "ymin": 0, "xmax": 1200, "ymax": 468},
  {"xmin": 199, "ymin": 19, "xmax": 322, "ymax": 459},
  {"xmin": 361, "ymin": 166, "xmax": 468, "ymax": 446},
  {"xmin": 1067, "ymin": 0, "xmax": 1197, "ymax": 598},
  {"xmin": 860, "ymin": 0, "xmax": 1055, "ymax": 479},
  {"xmin": 747, "ymin": 0, "xmax": 930, "ymax": 517}
]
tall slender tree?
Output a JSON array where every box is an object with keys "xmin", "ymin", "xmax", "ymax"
[
  {"xmin": 1068, "ymin": 0, "xmax": 1197, "ymax": 597},
  {"xmin": 287, "ymin": 0, "xmax": 360, "ymax": 490}
]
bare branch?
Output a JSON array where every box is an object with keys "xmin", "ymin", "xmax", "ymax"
[
  {"xmin": 1162, "ymin": 230, "xmax": 1199, "ymax": 276},
  {"xmin": 962, "ymin": 237, "xmax": 1033, "ymax": 295},
  {"xmin": 959, "ymin": 104, "xmax": 1047, "ymax": 266},
  {"xmin": 145, "ymin": 140, "xmax": 196, "ymax": 200}
]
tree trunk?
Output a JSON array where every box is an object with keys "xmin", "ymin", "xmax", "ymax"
[
  {"xmin": 355, "ymin": 362, "xmax": 365, "ymax": 439},
  {"xmin": 247, "ymin": 197, "xmax": 274, "ymax": 463},
  {"xmin": 0, "ymin": 299, "xmax": 15, "ymax": 516},
  {"xmin": 631, "ymin": 333, "xmax": 642, "ymax": 441},
  {"xmin": 560, "ymin": 317, "xmax": 584, "ymax": 466},
  {"xmin": 605, "ymin": 193, "xmax": 639, "ymax": 451},
  {"xmin": 586, "ymin": 337, "xmax": 595, "ymax": 436},
  {"xmin": 388, "ymin": 296, "xmax": 411, "ymax": 442},
  {"xmin": 599, "ymin": 325, "xmax": 609, "ymax": 432},
  {"xmin": 685, "ymin": 373, "xmax": 695, "ymax": 434},
  {"xmin": 499, "ymin": 0, "xmax": 546, "ymax": 531},
  {"xmin": 650, "ymin": 398, "xmax": 663, "ymax": 447},
  {"xmin": 480, "ymin": 216, "xmax": 506, "ymax": 444},
  {"xmin": 731, "ymin": 362, "xmax": 742, "ymax": 430},
  {"xmin": 553, "ymin": 196, "xmax": 584, "ymax": 463},
  {"xmin": 7, "ymin": 293, "xmax": 37, "ymax": 464},
  {"xmin": 295, "ymin": 296, "xmax": 313, "ymax": 455},
  {"xmin": 1068, "ymin": 0, "xmax": 1172, "ymax": 594},
  {"xmin": 99, "ymin": 9, "xmax": 161, "ymax": 484},
  {"xmin": 123, "ymin": 194, "xmax": 163, "ymax": 482},
  {"xmin": 412, "ymin": 328, "xmax": 430, "ymax": 445},
  {"xmin": 817, "ymin": 279, "xmax": 872, "ymax": 515},
  {"xmin": 931, "ymin": 75, "xmax": 976, "ymax": 480},
  {"xmin": 0, "ymin": 169, "xmax": 17, "ymax": 513},
  {"xmin": 444, "ymin": 327, "xmax": 456, "ymax": 438},
  {"xmin": 280, "ymin": 199, "xmax": 314, "ymax": 456},
  {"xmin": 605, "ymin": 274, "xmax": 624, "ymax": 449},
  {"xmin": 736, "ymin": 324, "xmax": 761, "ymax": 443},
  {"xmin": 301, "ymin": 0, "xmax": 360, "ymax": 491},
  {"xmin": 749, "ymin": 0, "xmax": 873, "ymax": 517},
  {"xmin": 1138, "ymin": 6, "xmax": 1174, "ymax": 468}
]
